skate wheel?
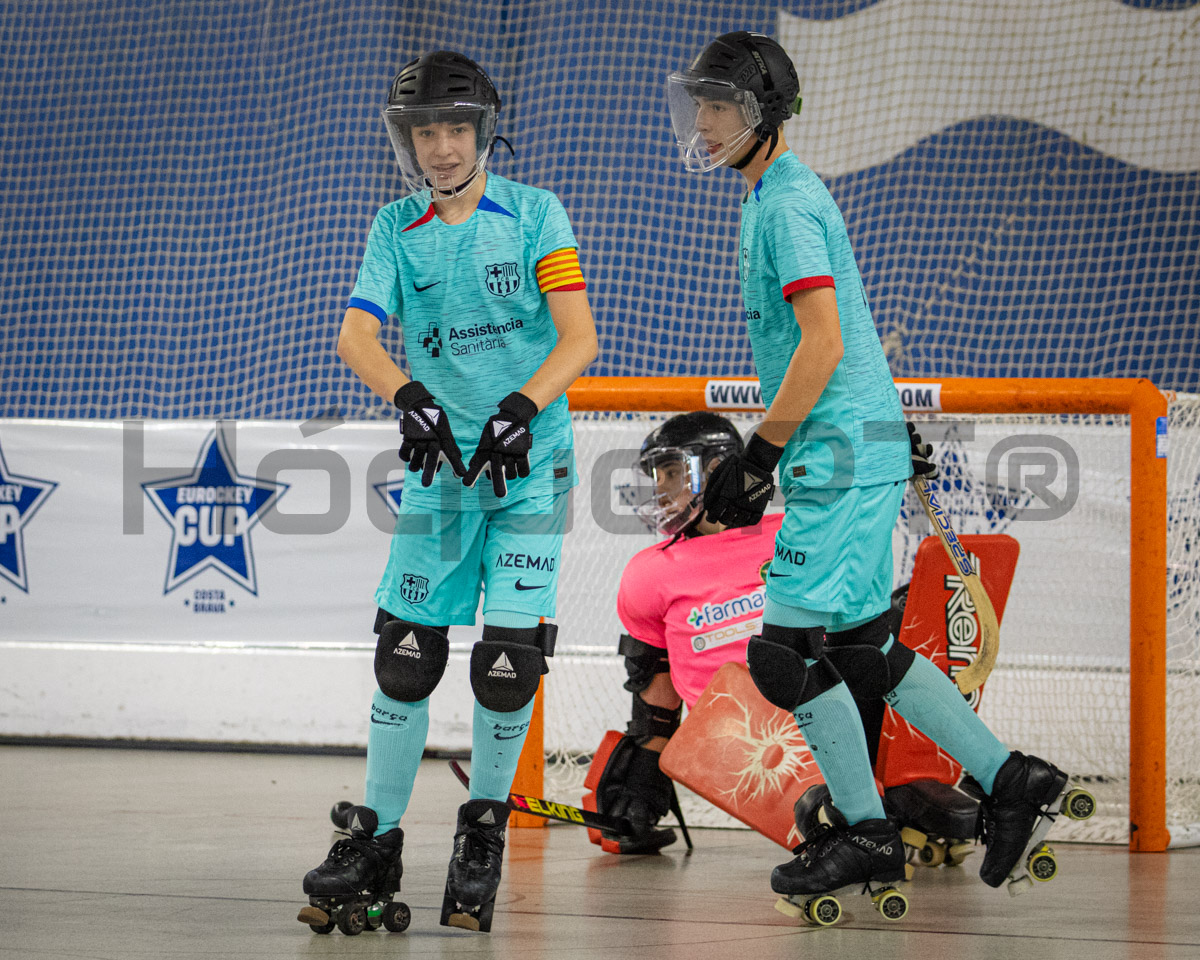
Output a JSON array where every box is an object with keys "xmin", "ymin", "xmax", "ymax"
[
  {"xmin": 329, "ymin": 800, "xmax": 353, "ymax": 829},
  {"xmin": 946, "ymin": 842, "xmax": 974, "ymax": 866},
  {"xmin": 1028, "ymin": 846, "xmax": 1057, "ymax": 882},
  {"xmin": 873, "ymin": 888, "xmax": 908, "ymax": 921},
  {"xmin": 298, "ymin": 905, "xmax": 334, "ymax": 934},
  {"xmin": 1065, "ymin": 789, "xmax": 1096, "ymax": 821},
  {"xmin": 804, "ymin": 895, "xmax": 841, "ymax": 927},
  {"xmin": 919, "ymin": 842, "xmax": 946, "ymax": 867},
  {"xmin": 337, "ymin": 905, "xmax": 366, "ymax": 936},
  {"xmin": 382, "ymin": 901, "xmax": 411, "ymax": 933}
]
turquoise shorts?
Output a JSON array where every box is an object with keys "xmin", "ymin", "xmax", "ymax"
[
  {"xmin": 764, "ymin": 479, "xmax": 904, "ymax": 625},
  {"xmin": 375, "ymin": 489, "xmax": 569, "ymax": 625}
]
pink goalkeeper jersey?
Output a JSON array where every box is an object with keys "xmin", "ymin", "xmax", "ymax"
[{"xmin": 617, "ymin": 513, "xmax": 785, "ymax": 708}]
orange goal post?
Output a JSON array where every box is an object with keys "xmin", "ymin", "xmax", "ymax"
[{"xmin": 509, "ymin": 376, "xmax": 1199, "ymax": 853}]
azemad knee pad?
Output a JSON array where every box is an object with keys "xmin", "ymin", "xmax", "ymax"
[
  {"xmin": 825, "ymin": 612, "xmax": 915, "ymax": 699},
  {"xmin": 470, "ymin": 622, "xmax": 557, "ymax": 712},
  {"xmin": 746, "ymin": 623, "xmax": 837, "ymax": 711},
  {"xmin": 374, "ymin": 618, "xmax": 450, "ymax": 702}
]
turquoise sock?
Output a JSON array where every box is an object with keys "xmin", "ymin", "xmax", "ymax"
[
  {"xmin": 885, "ymin": 650, "xmax": 1010, "ymax": 793},
  {"xmin": 795, "ymin": 674, "xmax": 887, "ymax": 824},
  {"xmin": 363, "ymin": 690, "xmax": 429, "ymax": 834},
  {"xmin": 470, "ymin": 699, "xmax": 535, "ymax": 801}
]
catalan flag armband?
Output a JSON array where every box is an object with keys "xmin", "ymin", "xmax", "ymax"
[{"xmin": 536, "ymin": 247, "xmax": 586, "ymax": 293}]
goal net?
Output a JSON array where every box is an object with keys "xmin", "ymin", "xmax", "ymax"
[{"xmin": 543, "ymin": 385, "xmax": 1200, "ymax": 848}]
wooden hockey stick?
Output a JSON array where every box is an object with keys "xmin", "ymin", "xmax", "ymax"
[
  {"xmin": 911, "ymin": 476, "xmax": 999, "ymax": 694},
  {"xmin": 447, "ymin": 759, "xmax": 635, "ymax": 835}
]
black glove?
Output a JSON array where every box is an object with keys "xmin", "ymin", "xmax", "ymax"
[
  {"xmin": 907, "ymin": 421, "xmax": 938, "ymax": 482},
  {"xmin": 393, "ymin": 380, "xmax": 467, "ymax": 487},
  {"xmin": 463, "ymin": 391, "xmax": 538, "ymax": 498},
  {"xmin": 702, "ymin": 432, "xmax": 782, "ymax": 528}
]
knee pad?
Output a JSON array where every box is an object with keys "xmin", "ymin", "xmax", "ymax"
[
  {"xmin": 618, "ymin": 633, "xmax": 670, "ymax": 694},
  {"xmin": 470, "ymin": 622, "xmax": 557, "ymax": 712},
  {"xmin": 747, "ymin": 623, "xmax": 839, "ymax": 711},
  {"xmin": 626, "ymin": 692, "xmax": 681, "ymax": 744},
  {"xmin": 374, "ymin": 618, "xmax": 450, "ymax": 702},
  {"xmin": 825, "ymin": 612, "xmax": 916, "ymax": 699}
]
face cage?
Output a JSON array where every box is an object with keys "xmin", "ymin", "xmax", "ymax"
[
  {"xmin": 667, "ymin": 74, "xmax": 762, "ymax": 173},
  {"xmin": 382, "ymin": 102, "xmax": 496, "ymax": 199},
  {"xmin": 634, "ymin": 449, "xmax": 705, "ymax": 536}
]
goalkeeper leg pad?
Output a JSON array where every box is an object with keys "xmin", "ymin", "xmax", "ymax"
[{"xmin": 583, "ymin": 731, "xmax": 677, "ymax": 854}]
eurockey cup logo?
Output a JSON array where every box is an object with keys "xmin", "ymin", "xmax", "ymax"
[
  {"xmin": 142, "ymin": 427, "xmax": 287, "ymax": 595},
  {"xmin": 0, "ymin": 441, "xmax": 57, "ymax": 593},
  {"xmin": 485, "ymin": 261, "xmax": 520, "ymax": 297}
]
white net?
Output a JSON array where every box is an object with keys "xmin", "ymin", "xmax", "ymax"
[
  {"xmin": 2, "ymin": 1, "xmax": 1198, "ymax": 419},
  {"xmin": 548, "ymin": 396, "xmax": 1200, "ymax": 846}
]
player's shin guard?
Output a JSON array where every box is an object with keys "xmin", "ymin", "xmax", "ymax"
[
  {"xmin": 884, "ymin": 651, "xmax": 1009, "ymax": 794},
  {"xmin": 795, "ymin": 680, "xmax": 886, "ymax": 825},
  {"xmin": 469, "ymin": 698, "xmax": 535, "ymax": 801},
  {"xmin": 365, "ymin": 690, "xmax": 430, "ymax": 833}
]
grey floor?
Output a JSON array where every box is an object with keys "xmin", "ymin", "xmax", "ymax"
[{"xmin": 1, "ymin": 746, "xmax": 1197, "ymax": 960}]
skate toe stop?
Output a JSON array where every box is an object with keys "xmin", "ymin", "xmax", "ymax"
[
  {"xmin": 446, "ymin": 913, "xmax": 482, "ymax": 931},
  {"xmin": 297, "ymin": 905, "xmax": 329, "ymax": 925},
  {"xmin": 774, "ymin": 896, "xmax": 804, "ymax": 919}
]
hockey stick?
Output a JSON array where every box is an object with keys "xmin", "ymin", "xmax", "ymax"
[
  {"xmin": 447, "ymin": 759, "xmax": 636, "ymax": 835},
  {"xmin": 911, "ymin": 476, "xmax": 999, "ymax": 694}
]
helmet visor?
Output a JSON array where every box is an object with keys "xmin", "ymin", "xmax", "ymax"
[
  {"xmin": 634, "ymin": 447, "xmax": 705, "ymax": 535},
  {"xmin": 382, "ymin": 102, "xmax": 497, "ymax": 198},
  {"xmin": 667, "ymin": 75, "xmax": 762, "ymax": 172}
]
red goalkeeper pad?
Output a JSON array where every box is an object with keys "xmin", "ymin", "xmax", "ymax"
[
  {"xmin": 875, "ymin": 533, "xmax": 1019, "ymax": 787},
  {"xmin": 659, "ymin": 661, "xmax": 830, "ymax": 850}
]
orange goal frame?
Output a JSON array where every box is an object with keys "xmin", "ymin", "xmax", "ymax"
[{"xmin": 510, "ymin": 376, "xmax": 1169, "ymax": 852}]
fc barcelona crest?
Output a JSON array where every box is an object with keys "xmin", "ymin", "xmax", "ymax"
[
  {"xmin": 400, "ymin": 573, "xmax": 429, "ymax": 603},
  {"xmin": 485, "ymin": 262, "xmax": 521, "ymax": 297}
]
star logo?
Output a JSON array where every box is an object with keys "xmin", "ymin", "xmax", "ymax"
[
  {"xmin": 0, "ymin": 440, "xmax": 58, "ymax": 593},
  {"xmin": 142, "ymin": 427, "xmax": 288, "ymax": 595},
  {"xmin": 373, "ymin": 476, "xmax": 404, "ymax": 517}
]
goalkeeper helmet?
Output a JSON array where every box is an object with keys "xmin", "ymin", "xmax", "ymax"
[
  {"xmin": 636, "ymin": 412, "xmax": 744, "ymax": 535},
  {"xmin": 383, "ymin": 51, "xmax": 501, "ymax": 198},
  {"xmin": 668, "ymin": 32, "xmax": 801, "ymax": 172}
]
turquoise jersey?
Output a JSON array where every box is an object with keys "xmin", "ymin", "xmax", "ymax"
[
  {"xmin": 739, "ymin": 152, "xmax": 909, "ymax": 491},
  {"xmin": 349, "ymin": 174, "xmax": 580, "ymax": 511}
]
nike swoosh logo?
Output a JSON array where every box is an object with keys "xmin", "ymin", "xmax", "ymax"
[
  {"xmin": 495, "ymin": 732, "xmax": 527, "ymax": 740},
  {"xmin": 370, "ymin": 717, "xmax": 409, "ymax": 728},
  {"xmin": 514, "ymin": 579, "xmax": 547, "ymax": 591},
  {"xmin": 768, "ymin": 571, "xmax": 791, "ymax": 578},
  {"xmin": 413, "ymin": 281, "xmax": 440, "ymax": 292}
]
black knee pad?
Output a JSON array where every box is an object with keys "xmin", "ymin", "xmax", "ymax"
[
  {"xmin": 374, "ymin": 618, "xmax": 450, "ymax": 702},
  {"xmin": 746, "ymin": 623, "xmax": 829, "ymax": 711},
  {"xmin": 618, "ymin": 633, "xmax": 670, "ymax": 694},
  {"xmin": 626, "ymin": 693, "xmax": 682, "ymax": 744},
  {"xmin": 470, "ymin": 622, "xmax": 557, "ymax": 712},
  {"xmin": 825, "ymin": 611, "xmax": 916, "ymax": 698}
]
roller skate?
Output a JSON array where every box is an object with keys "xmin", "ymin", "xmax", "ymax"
[
  {"xmin": 773, "ymin": 803, "xmax": 910, "ymax": 927},
  {"xmin": 885, "ymin": 779, "xmax": 980, "ymax": 869},
  {"xmin": 963, "ymin": 751, "xmax": 1096, "ymax": 896},
  {"xmin": 298, "ymin": 805, "xmax": 410, "ymax": 935},
  {"xmin": 440, "ymin": 798, "xmax": 509, "ymax": 932}
]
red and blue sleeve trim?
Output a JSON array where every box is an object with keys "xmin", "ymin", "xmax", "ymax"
[
  {"xmin": 347, "ymin": 297, "xmax": 387, "ymax": 323},
  {"xmin": 782, "ymin": 276, "xmax": 835, "ymax": 301},
  {"xmin": 401, "ymin": 205, "xmax": 436, "ymax": 232}
]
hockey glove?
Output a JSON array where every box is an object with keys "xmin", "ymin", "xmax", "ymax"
[
  {"xmin": 702, "ymin": 432, "xmax": 782, "ymax": 528},
  {"xmin": 907, "ymin": 421, "xmax": 938, "ymax": 482},
  {"xmin": 394, "ymin": 380, "xmax": 467, "ymax": 487},
  {"xmin": 463, "ymin": 391, "xmax": 538, "ymax": 498}
]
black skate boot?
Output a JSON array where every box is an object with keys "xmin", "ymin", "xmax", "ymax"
[
  {"xmin": 772, "ymin": 805, "xmax": 909, "ymax": 927},
  {"xmin": 596, "ymin": 744, "xmax": 678, "ymax": 854},
  {"xmin": 964, "ymin": 751, "xmax": 1095, "ymax": 894},
  {"xmin": 440, "ymin": 798, "xmax": 510, "ymax": 932},
  {"xmin": 299, "ymin": 805, "xmax": 410, "ymax": 935},
  {"xmin": 884, "ymin": 779, "xmax": 980, "ymax": 868}
]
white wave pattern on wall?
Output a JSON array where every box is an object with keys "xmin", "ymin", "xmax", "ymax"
[{"xmin": 778, "ymin": 0, "xmax": 1200, "ymax": 175}]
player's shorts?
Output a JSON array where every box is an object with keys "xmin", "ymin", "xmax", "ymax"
[
  {"xmin": 375, "ymin": 488, "xmax": 569, "ymax": 625},
  {"xmin": 764, "ymin": 479, "xmax": 904, "ymax": 624}
]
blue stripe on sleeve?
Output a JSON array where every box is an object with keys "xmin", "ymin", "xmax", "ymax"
[{"xmin": 347, "ymin": 297, "xmax": 388, "ymax": 323}]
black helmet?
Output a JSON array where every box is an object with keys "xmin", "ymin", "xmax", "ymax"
[
  {"xmin": 636, "ymin": 413, "xmax": 745, "ymax": 535},
  {"xmin": 382, "ymin": 52, "xmax": 502, "ymax": 197},
  {"xmin": 668, "ymin": 32, "xmax": 800, "ymax": 171}
]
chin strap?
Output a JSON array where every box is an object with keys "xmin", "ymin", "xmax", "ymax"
[{"xmin": 730, "ymin": 127, "xmax": 779, "ymax": 171}]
